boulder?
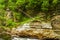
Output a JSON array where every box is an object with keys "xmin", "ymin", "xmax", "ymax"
[{"xmin": 51, "ymin": 15, "xmax": 60, "ymax": 35}]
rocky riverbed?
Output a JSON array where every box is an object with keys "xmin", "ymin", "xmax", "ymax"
[{"xmin": 0, "ymin": 19, "xmax": 60, "ymax": 40}]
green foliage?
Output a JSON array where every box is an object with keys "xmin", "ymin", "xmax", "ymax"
[
  {"xmin": 0, "ymin": 0, "xmax": 59, "ymax": 28},
  {"xmin": 52, "ymin": 0, "xmax": 58, "ymax": 4},
  {"xmin": 0, "ymin": 0, "xmax": 5, "ymax": 4},
  {"xmin": 16, "ymin": 0, "xmax": 25, "ymax": 5},
  {"xmin": 6, "ymin": 19, "xmax": 16, "ymax": 26},
  {"xmin": 0, "ymin": 32, "xmax": 11, "ymax": 40},
  {"xmin": 52, "ymin": 0, "xmax": 58, "ymax": 6},
  {"xmin": 41, "ymin": 0, "xmax": 49, "ymax": 11}
]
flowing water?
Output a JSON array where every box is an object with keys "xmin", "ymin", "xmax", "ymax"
[{"xmin": 12, "ymin": 37, "xmax": 39, "ymax": 40}]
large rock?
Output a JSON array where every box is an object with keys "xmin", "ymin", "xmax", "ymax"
[
  {"xmin": 11, "ymin": 20, "xmax": 57, "ymax": 39},
  {"xmin": 15, "ymin": 28, "xmax": 57, "ymax": 39},
  {"xmin": 51, "ymin": 15, "xmax": 60, "ymax": 35}
]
